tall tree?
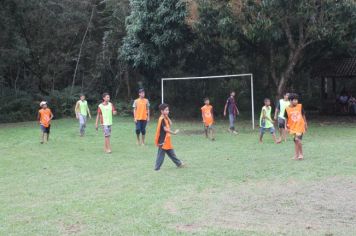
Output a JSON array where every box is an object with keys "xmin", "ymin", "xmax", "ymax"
[
  {"xmin": 121, "ymin": 0, "xmax": 192, "ymax": 76},
  {"xmin": 235, "ymin": 0, "xmax": 356, "ymax": 96}
]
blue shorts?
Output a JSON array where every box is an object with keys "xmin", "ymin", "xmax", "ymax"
[
  {"xmin": 135, "ymin": 120, "xmax": 147, "ymax": 135},
  {"xmin": 260, "ymin": 126, "xmax": 275, "ymax": 134},
  {"xmin": 103, "ymin": 125, "xmax": 112, "ymax": 137}
]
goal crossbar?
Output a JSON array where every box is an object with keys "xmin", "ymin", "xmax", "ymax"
[{"xmin": 161, "ymin": 74, "xmax": 255, "ymax": 129}]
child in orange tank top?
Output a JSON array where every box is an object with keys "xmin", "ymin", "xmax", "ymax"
[
  {"xmin": 154, "ymin": 104, "xmax": 186, "ymax": 171},
  {"xmin": 284, "ymin": 93, "xmax": 308, "ymax": 160},
  {"xmin": 201, "ymin": 98, "xmax": 215, "ymax": 141},
  {"xmin": 37, "ymin": 101, "xmax": 54, "ymax": 144}
]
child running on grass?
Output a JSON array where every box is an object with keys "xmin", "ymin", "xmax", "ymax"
[
  {"xmin": 133, "ymin": 88, "xmax": 150, "ymax": 145},
  {"xmin": 95, "ymin": 93, "xmax": 117, "ymax": 154},
  {"xmin": 284, "ymin": 93, "xmax": 308, "ymax": 160},
  {"xmin": 75, "ymin": 94, "xmax": 91, "ymax": 137},
  {"xmin": 259, "ymin": 98, "xmax": 279, "ymax": 144},
  {"xmin": 201, "ymin": 98, "xmax": 215, "ymax": 141},
  {"xmin": 154, "ymin": 103, "xmax": 185, "ymax": 171},
  {"xmin": 37, "ymin": 101, "xmax": 54, "ymax": 144}
]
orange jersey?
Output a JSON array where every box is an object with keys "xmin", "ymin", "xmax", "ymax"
[
  {"xmin": 201, "ymin": 105, "xmax": 214, "ymax": 126},
  {"xmin": 155, "ymin": 116, "xmax": 173, "ymax": 150},
  {"xmin": 286, "ymin": 104, "xmax": 305, "ymax": 134},
  {"xmin": 133, "ymin": 98, "xmax": 149, "ymax": 120},
  {"xmin": 38, "ymin": 108, "xmax": 53, "ymax": 127}
]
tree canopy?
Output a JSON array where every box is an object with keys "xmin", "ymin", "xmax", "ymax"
[{"xmin": 0, "ymin": 0, "xmax": 355, "ymax": 122}]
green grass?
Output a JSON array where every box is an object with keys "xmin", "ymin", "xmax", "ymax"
[{"xmin": 1, "ymin": 117, "xmax": 356, "ymax": 235}]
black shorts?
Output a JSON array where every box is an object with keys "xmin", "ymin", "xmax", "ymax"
[
  {"xmin": 278, "ymin": 118, "xmax": 286, "ymax": 129},
  {"xmin": 135, "ymin": 120, "xmax": 147, "ymax": 135},
  {"xmin": 40, "ymin": 124, "xmax": 51, "ymax": 134},
  {"xmin": 293, "ymin": 133, "xmax": 303, "ymax": 141}
]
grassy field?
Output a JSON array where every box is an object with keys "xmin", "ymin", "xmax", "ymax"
[{"xmin": 1, "ymin": 117, "xmax": 356, "ymax": 236}]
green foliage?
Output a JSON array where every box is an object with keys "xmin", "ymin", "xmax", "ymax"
[
  {"xmin": 1, "ymin": 0, "xmax": 356, "ymax": 122},
  {"xmin": 186, "ymin": 0, "xmax": 242, "ymax": 75},
  {"xmin": 121, "ymin": 0, "xmax": 192, "ymax": 74},
  {"xmin": 238, "ymin": 0, "xmax": 356, "ymax": 95},
  {"xmin": 0, "ymin": 89, "xmax": 37, "ymax": 123}
]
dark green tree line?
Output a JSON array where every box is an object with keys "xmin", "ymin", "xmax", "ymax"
[{"xmin": 0, "ymin": 0, "xmax": 355, "ymax": 122}]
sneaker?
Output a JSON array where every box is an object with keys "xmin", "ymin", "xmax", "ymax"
[
  {"xmin": 232, "ymin": 130, "xmax": 238, "ymax": 135},
  {"xmin": 178, "ymin": 163, "xmax": 187, "ymax": 168}
]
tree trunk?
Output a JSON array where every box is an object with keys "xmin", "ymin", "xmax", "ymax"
[
  {"xmin": 124, "ymin": 69, "xmax": 130, "ymax": 99},
  {"xmin": 114, "ymin": 73, "xmax": 122, "ymax": 99},
  {"xmin": 14, "ymin": 66, "xmax": 20, "ymax": 98},
  {"xmin": 70, "ymin": 5, "xmax": 95, "ymax": 95},
  {"xmin": 276, "ymin": 47, "xmax": 303, "ymax": 96}
]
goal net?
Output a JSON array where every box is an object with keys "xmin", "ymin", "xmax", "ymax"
[{"xmin": 161, "ymin": 74, "xmax": 255, "ymax": 129}]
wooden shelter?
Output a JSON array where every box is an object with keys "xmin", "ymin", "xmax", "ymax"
[{"xmin": 312, "ymin": 57, "xmax": 356, "ymax": 114}]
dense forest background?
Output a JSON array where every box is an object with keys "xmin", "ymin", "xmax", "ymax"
[{"xmin": 1, "ymin": 0, "xmax": 355, "ymax": 122}]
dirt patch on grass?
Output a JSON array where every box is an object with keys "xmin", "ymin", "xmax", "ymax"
[
  {"xmin": 180, "ymin": 129, "xmax": 204, "ymax": 136},
  {"xmin": 166, "ymin": 177, "xmax": 356, "ymax": 235},
  {"xmin": 164, "ymin": 201, "xmax": 179, "ymax": 215},
  {"xmin": 59, "ymin": 221, "xmax": 84, "ymax": 235},
  {"xmin": 175, "ymin": 223, "xmax": 203, "ymax": 232}
]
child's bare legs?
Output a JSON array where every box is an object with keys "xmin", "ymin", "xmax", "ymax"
[
  {"xmin": 297, "ymin": 140, "xmax": 303, "ymax": 159},
  {"xmin": 105, "ymin": 137, "xmax": 111, "ymax": 153},
  {"xmin": 40, "ymin": 132, "xmax": 45, "ymax": 144},
  {"xmin": 277, "ymin": 128, "xmax": 286, "ymax": 142},
  {"xmin": 271, "ymin": 128, "xmax": 280, "ymax": 144},
  {"xmin": 272, "ymin": 133, "xmax": 280, "ymax": 144},
  {"xmin": 292, "ymin": 141, "xmax": 299, "ymax": 159},
  {"xmin": 294, "ymin": 134, "xmax": 304, "ymax": 159},
  {"xmin": 136, "ymin": 134, "xmax": 141, "ymax": 145},
  {"xmin": 141, "ymin": 135, "xmax": 145, "ymax": 145},
  {"xmin": 282, "ymin": 128, "xmax": 287, "ymax": 142},
  {"xmin": 209, "ymin": 127, "xmax": 215, "ymax": 140},
  {"xmin": 103, "ymin": 138, "xmax": 107, "ymax": 152},
  {"xmin": 259, "ymin": 130, "xmax": 264, "ymax": 143},
  {"xmin": 204, "ymin": 126, "xmax": 208, "ymax": 138},
  {"xmin": 292, "ymin": 136, "xmax": 304, "ymax": 160}
]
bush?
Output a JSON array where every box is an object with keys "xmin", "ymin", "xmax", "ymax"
[
  {"xmin": 0, "ymin": 89, "xmax": 38, "ymax": 123},
  {"xmin": 0, "ymin": 87, "xmax": 138, "ymax": 123}
]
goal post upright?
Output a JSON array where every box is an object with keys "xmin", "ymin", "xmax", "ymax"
[
  {"xmin": 161, "ymin": 74, "xmax": 255, "ymax": 130},
  {"xmin": 251, "ymin": 74, "xmax": 255, "ymax": 130}
]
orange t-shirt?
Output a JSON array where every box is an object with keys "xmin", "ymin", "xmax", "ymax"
[
  {"xmin": 134, "ymin": 98, "xmax": 149, "ymax": 120},
  {"xmin": 286, "ymin": 104, "xmax": 305, "ymax": 134},
  {"xmin": 155, "ymin": 116, "xmax": 173, "ymax": 150},
  {"xmin": 39, "ymin": 108, "xmax": 53, "ymax": 127},
  {"xmin": 201, "ymin": 105, "xmax": 214, "ymax": 126}
]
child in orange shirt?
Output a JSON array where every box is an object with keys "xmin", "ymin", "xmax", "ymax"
[
  {"xmin": 133, "ymin": 88, "xmax": 150, "ymax": 145},
  {"xmin": 201, "ymin": 98, "xmax": 215, "ymax": 141},
  {"xmin": 37, "ymin": 101, "xmax": 54, "ymax": 144},
  {"xmin": 154, "ymin": 103, "xmax": 185, "ymax": 171},
  {"xmin": 284, "ymin": 93, "xmax": 308, "ymax": 160}
]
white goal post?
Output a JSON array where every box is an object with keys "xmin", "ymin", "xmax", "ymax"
[{"xmin": 161, "ymin": 74, "xmax": 255, "ymax": 129}]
